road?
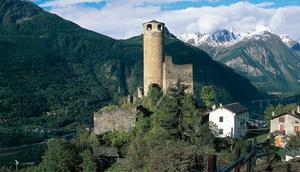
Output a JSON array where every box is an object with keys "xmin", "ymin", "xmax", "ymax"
[
  {"xmin": 0, "ymin": 131, "xmax": 76, "ymax": 158},
  {"xmin": 0, "ymin": 141, "xmax": 47, "ymax": 158}
]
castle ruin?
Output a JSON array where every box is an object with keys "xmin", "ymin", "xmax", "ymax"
[
  {"xmin": 94, "ymin": 20, "xmax": 193, "ymax": 135},
  {"xmin": 143, "ymin": 20, "xmax": 193, "ymax": 95},
  {"xmin": 94, "ymin": 108, "xmax": 137, "ymax": 135}
]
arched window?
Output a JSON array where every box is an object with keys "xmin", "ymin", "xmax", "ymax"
[
  {"xmin": 157, "ymin": 24, "xmax": 162, "ymax": 31},
  {"xmin": 147, "ymin": 24, "xmax": 152, "ymax": 31}
]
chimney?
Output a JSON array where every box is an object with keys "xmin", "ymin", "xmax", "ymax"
[
  {"xmin": 272, "ymin": 111, "xmax": 275, "ymax": 117},
  {"xmin": 297, "ymin": 105, "xmax": 300, "ymax": 113},
  {"xmin": 212, "ymin": 105, "xmax": 216, "ymax": 110}
]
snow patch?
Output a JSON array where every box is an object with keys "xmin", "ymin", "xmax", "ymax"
[
  {"xmin": 177, "ymin": 29, "xmax": 241, "ymax": 47},
  {"xmin": 280, "ymin": 34, "xmax": 298, "ymax": 48}
]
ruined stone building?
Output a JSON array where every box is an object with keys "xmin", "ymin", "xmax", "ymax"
[
  {"xmin": 94, "ymin": 20, "xmax": 193, "ymax": 135},
  {"xmin": 94, "ymin": 108, "xmax": 137, "ymax": 135},
  {"xmin": 143, "ymin": 20, "xmax": 193, "ymax": 96},
  {"xmin": 163, "ymin": 56, "xmax": 193, "ymax": 94}
]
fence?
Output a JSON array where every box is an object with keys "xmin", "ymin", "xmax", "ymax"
[{"xmin": 208, "ymin": 138, "xmax": 272, "ymax": 172}]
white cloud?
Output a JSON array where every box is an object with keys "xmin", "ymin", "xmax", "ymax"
[
  {"xmin": 43, "ymin": 1, "xmax": 300, "ymax": 40},
  {"xmin": 40, "ymin": 0, "xmax": 105, "ymax": 7},
  {"xmin": 269, "ymin": 6, "xmax": 300, "ymax": 40}
]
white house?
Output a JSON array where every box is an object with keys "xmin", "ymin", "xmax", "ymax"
[{"xmin": 209, "ymin": 102, "xmax": 249, "ymax": 139}]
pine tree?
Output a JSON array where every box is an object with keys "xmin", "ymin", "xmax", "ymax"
[
  {"xmin": 80, "ymin": 149, "xmax": 97, "ymax": 172},
  {"xmin": 37, "ymin": 139, "xmax": 77, "ymax": 172}
]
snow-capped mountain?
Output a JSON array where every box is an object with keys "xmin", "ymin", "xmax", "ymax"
[
  {"xmin": 178, "ymin": 27, "xmax": 298, "ymax": 48},
  {"xmin": 178, "ymin": 27, "xmax": 300, "ymax": 94},
  {"xmin": 241, "ymin": 26, "xmax": 272, "ymax": 41},
  {"xmin": 177, "ymin": 29, "xmax": 241, "ymax": 47}
]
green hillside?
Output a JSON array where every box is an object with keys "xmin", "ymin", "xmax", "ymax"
[{"xmin": 0, "ymin": 0, "xmax": 264, "ymax": 145}]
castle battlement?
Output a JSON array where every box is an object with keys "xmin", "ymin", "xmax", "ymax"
[{"xmin": 163, "ymin": 56, "xmax": 193, "ymax": 94}]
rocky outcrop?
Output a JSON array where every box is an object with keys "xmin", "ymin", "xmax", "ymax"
[{"xmin": 244, "ymin": 46, "xmax": 276, "ymax": 75}]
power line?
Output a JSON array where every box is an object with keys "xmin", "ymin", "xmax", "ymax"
[
  {"xmin": 237, "ymin": 128, "xmax": 270, "ymax": 131},
  {"xmin": 234, "ymin": 115, "xmax": 266, "ymax": 123},
  {"xmin": 211, "ymin": 112, "xmax": 267, "ymax": 122},
  {"xmin": 235, "ymin": 129, "xmax": 269, "ymax": 132}
]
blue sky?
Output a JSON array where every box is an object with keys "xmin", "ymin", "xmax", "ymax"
[
  {"xmin": 33, "ymin": 0, "xmax": 300, "ymax": 9},
  {"xmin": 31, "ymin": 0, "xmax": 300, "ymax": 39},
  {"xmin": 160, "ymin": 0, "xmax": 300, "ymax": 10}
]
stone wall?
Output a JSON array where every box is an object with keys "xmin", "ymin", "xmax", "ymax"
[
  {"xmin": 94, "ymin": 108, "xmax": 137, "ymax": 135},
  {"xmin": 163, "ymin": 56, "xmax": 193, "ymax": 94}
]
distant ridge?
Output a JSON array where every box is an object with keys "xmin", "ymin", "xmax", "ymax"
[{"xmin": 178, "ymin": 28, "xmax": 300, "ymax": 94}]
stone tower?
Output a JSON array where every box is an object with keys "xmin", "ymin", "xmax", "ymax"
[{"xmin": 143, "ymin": 20, "xmax": 165, "ymax": 95}]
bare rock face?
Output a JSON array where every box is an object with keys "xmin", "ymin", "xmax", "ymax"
[
  {"xmin": 244, "ymin": 46, "xmax": 276, "ymax": 75},
  {"xmin": 225, "ymin": 56, "xmax": 263, "ymax": 77}
]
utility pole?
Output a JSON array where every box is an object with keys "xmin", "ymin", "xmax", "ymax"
[{"xmin": 15, "ymin": 160, "xmax": 19, "ymax": 172}]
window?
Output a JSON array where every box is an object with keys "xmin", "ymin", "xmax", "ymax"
[
  {"xmin": 296, "ymin": 121, "xmax": 299, "ymax": 124},
  {"xmin": 279, "ymin": 117, "xmax": 285, "ymax": 122},
  {"xmin": 219, "ymin": 116, "xmax": 223, "ymax": 122},
  {"xmin": 157, "ymin": 24, "xmax": 162, "ymax": 31},
  {"xmin": 147, "ymin": 24, "xmax": 152, "ymax": 31},
  {"xmin": 219, "ymin": 129, "xmax": 223, "ymax": 135},
  {"xmin": 295, "ymin": 126, "xmax": 299, "ymax": 132}
]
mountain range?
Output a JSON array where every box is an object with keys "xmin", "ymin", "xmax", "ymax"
[
  {"xmin": 0, "ymin": 0, "xmax": 264, "ymax": 131},
  {"xmin": 178, "ymin": 28, "xmax": 300, "ymax": 95}
]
